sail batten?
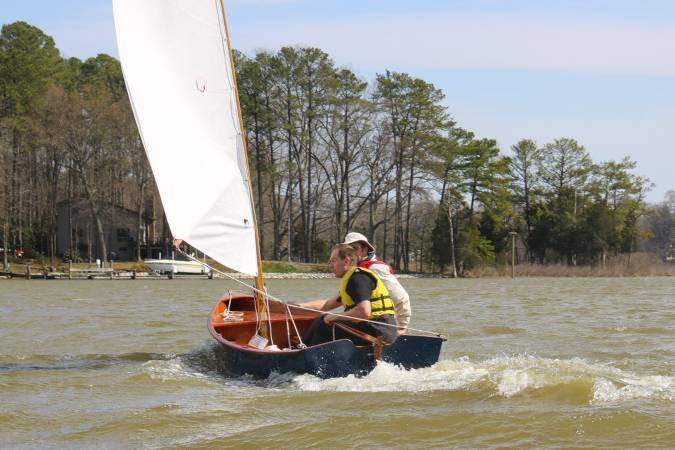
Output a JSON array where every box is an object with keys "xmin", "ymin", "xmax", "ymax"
[{"xmin": 113, "ymin": 0, "xmax": 258, "ymax": 276}]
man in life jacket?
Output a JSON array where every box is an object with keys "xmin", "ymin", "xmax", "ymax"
[
  {"xmin": 342, "ymin": 232, "xmax": 411, "ymax": 336},
  {"xmin": 298, "ymin": 243, "xmax": 398, "ymax": 347}
]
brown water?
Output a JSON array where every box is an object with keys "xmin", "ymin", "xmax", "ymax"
[{"xmin": 1, "ymin": 277, "xmax": 674, "ymax": 449}]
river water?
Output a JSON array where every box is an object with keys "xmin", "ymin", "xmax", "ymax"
[{"xmin": 1, "ymin": 277, "xmax": 674, "ymax": 449}]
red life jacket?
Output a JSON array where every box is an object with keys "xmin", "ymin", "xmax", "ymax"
[{"xmin": 358, "ymin": 258, "xmax": 394, "ymax": 274}]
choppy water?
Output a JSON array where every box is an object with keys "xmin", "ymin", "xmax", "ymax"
[{"xmin": 1, "ymin": 277, "xmax": 674, "ymax": 449}]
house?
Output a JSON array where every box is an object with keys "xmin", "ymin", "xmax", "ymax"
[{"xmin": 56, "ymin": 198, "xmax": 168, "ymax": 261}]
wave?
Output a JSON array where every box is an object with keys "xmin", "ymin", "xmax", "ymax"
[
  {"xmin": 0, "ymin": 352, "xmax": 173, "ymax": 372},
  {"xmin": 481, "ymin": 326, "xmax": 526, "ymax": 335},
  {"xmin": 166, "ymin": 343, "xmax": 675, "ymax": 403},
  {"xmin": 291, "ymin": 355, "xmax": 675, "ymax": 403},
  {"xmin": 593, "ymin": 326, "xmax": 674, "ymax": 335},
  {"xmin": 13, "ymin": 343, "xmax": 669, "ymax": 405},
  {"xmin": 161, "ymin": 343, "xmax": 675, "ymax": 404}
]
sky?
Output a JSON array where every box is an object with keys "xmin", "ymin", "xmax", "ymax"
[{"xmin": 2, "ymin": 0, "xmax": 673, "ymax": 203}]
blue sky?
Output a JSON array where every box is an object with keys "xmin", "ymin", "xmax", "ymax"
[{"xmin": 2, "ymin": 0, "xmax": 673, "ymax": 203}]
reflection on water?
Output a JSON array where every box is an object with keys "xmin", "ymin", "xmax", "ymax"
[{"xmin": 1, "ymin": 277, "xmax": 674, "ymax": 449}]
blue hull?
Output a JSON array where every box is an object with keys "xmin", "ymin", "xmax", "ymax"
[
  {"xmin": 208, "ymin": 293, "xmax": 445, "ymax": 378},
  {"xmin": 210, "ymin": 334, "xmax": 445, "ymax": 379}
]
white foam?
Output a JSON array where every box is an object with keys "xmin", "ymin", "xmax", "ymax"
[
  {"xmin": 592, "ymin": 375, "xmax": 675, "ymax": 403},
  {"xmin": 486, "ymin": 355, "xmax": 596, "ymax": 397},
  {"xmin": 142, "ymin": 358, "xmax": 198, "ymax": 381},
  {"xmin": 293, "ymin": 359, "xmax": 488, "ymax": 393},
  {"xmin": 134, "ymin": 345, "xmax": 675, "ymax": 404},
  {"xmin": 497, "ymin": 368, "xmax": 533, "ymax": 397},
  {"xmin": 291, "ymin": 355, "xmax": 675, "ymax": 403}
]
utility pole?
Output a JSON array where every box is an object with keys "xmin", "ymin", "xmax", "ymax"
[
  {"xmin": 448, "ymin": 206, "xmax": 458, "ymax": 278},
  {"xmin": 510, "ymin": 231, "xmax": 517, "ymax": 279},
  {"xmin": 2, "ymin": 222, "xmax": 8, "ymax": 271},
  {"xmin": 573, "ymin": 190, "xmax": 582, "ymax": 265}
]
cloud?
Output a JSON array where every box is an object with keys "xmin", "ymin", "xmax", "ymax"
[{"xmin": 232, "ymin": 12, "xmax": 675, "ymax": 76}]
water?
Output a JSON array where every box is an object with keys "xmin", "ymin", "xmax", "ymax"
[{"xmin": 1, "ymin": 277, "xmax": 674, "ymax": 449}]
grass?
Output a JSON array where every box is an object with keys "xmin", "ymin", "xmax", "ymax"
[{"xmin": 465, "ymin": 253, "xmax": 675, "ymax": 278}]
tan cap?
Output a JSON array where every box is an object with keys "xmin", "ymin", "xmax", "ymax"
[{"xmin": 342, "ymin": 232, "xmax": 375, "ymax": 252}]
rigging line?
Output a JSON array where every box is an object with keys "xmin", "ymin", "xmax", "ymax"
[
  {"xmin": 286, "ymin": 303, "xmax": 307, "ymax": 349},
  {"xmin": 284, "ymin": 308, "xmax": 291, "ymax": 348},
  {"xmin": 253, "ymin": 284, "xmax": 261, "ymax": 335},
  {"xmin": 175, "ymin": 248, "xmax": 445, "ymax": 338},
  {"xmin": 263, "ymin": 286, "xmax": 274, "ymax": 346},
  {"xmin": 224, "ymin": 289, "xmax": 232, "ymax": 316}
]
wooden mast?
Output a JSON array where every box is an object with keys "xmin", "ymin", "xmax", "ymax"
[{"xmin": 218, "ymin": 0, "xmax": 268, "ymax": 337}]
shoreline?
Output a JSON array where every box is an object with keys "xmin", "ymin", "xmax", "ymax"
[
  {"xmin": 0, "ymin": 271, "xmax": 440, "ymax": 280},
  {"xmin": 1, "ymin": 270, "xmax": 672, "ymax": 280},
  {"xmin": 1, "ymin": 253, "xmax": 673, "ymax": 280}
]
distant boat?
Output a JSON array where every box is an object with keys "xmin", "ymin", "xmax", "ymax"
[
  {"xmin": 144, "ymin": 258, "xmax": 209, "ymax": 275},
  {"xmin": 113, "ymin": 0, "xmax": 444, "ymax": 378}
]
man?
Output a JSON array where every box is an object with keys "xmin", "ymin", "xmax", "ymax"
[
  {"xmin": 299, "ymin": 243, "xmax": 398, "ymax": 347},
  {"xmin": 342, "ymin": 232, "xmax": 411, "ymax": 335}
]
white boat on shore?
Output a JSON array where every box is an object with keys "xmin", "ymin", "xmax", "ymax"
[{"xmin": 144, "ymin": 258, "xmax": 209, "ymax": 275}]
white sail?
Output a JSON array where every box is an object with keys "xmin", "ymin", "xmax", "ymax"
[{"xmin": 112, "ymin": 0, "xmax": 258, "ymax": 276}]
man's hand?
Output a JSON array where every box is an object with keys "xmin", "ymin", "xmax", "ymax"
[{"xmin": 323, "ymin": 314, "xmax": 334, "ymax": 325}]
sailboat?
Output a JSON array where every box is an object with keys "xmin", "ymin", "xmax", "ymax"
[
  {"xmin": 112, "ymin": 0, "xmax": 445, "ymax": 378},
  {"xmin": 144, "ymin": 252, "xmax": 209, "ymax": 275}
]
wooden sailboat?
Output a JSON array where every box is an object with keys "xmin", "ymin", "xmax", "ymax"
[{"xmin": 113, "ymin": 0, "xmax": 444, "ymax": 378}]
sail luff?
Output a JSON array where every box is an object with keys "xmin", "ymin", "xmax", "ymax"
[{"xmin": 217, "ymin": 0, "xmax": 265, "ymax": 291}]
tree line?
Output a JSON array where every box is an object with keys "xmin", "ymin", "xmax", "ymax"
[{"xmin": 1, "ymin": 21, "xmax": 673, "ymax": 273}]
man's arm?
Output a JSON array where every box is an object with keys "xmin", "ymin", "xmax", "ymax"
[
  {"xmin": 296, "ymin": 294, "xmax": 340, "ymax": 312},
  {"xmin": 324, "ymin": 300, "xmax": 370, "ymax": 324}
]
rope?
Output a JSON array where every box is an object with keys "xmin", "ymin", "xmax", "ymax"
[
  {"xmin": 176, "ymin": 248, "xmax": 444, "ymax": 338},
  {"xmin": 263, "ymin": 286, "xmax": 274, "ymax": 346},
  {"xmin": 221, "ymin": 290, "xmax": 244, "ymax": 322},
  {"xmin": 286, "ymin": 304, "xmax": 307, "ymax": 349},
  {"xmin": 285, "ymin": 308, "xmax": 291, "ymax": 348}
]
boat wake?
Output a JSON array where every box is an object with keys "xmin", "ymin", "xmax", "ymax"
[
  {"xmin": 13, "ymin": 344, "xmax": 668, "ymax": 406},
  {"xmin": 170, "ymin": 343, "xmax": 674, "ymax": 404},
  {"xmin": 292, "ymin": 355, "xmax": 675, "ymax": 403}
]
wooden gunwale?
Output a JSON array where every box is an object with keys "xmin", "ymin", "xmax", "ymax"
[{"xmin": 208, "ymin": 292, "xmax": 318, "ymax": 352}]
